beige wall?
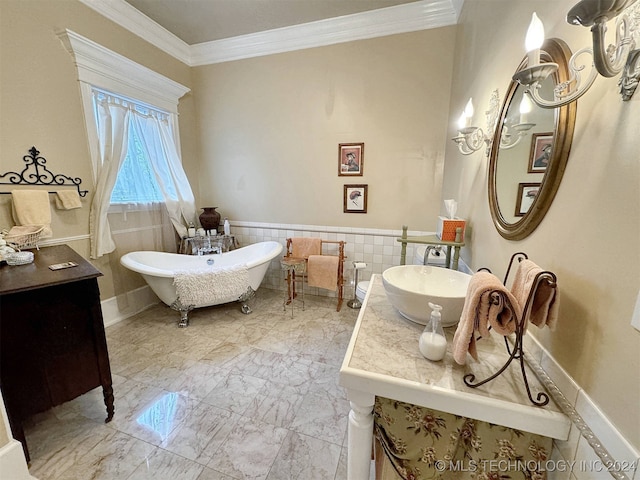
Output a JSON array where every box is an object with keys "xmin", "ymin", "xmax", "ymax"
[
  {"xmin": 192, "ymin": 28, "xmax": 456, "ymax": 229},
  {"xmin": 0, "ymin": 0, "xmax": 198, "ymax": 301},
  {"xmin": 444, "ymin": 0, "xmax": 639, "ymax": 447}
]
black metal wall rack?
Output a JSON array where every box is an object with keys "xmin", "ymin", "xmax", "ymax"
[{"xmin": 0, "ymin": 146, "xmax": 88, "ymax": 197}]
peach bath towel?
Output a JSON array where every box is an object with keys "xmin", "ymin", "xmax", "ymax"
[
  {"xmin": 307, "ymin": 254, "xmax": 339, "ymax": 291},
  {"xmin": 55, "ymin": 190, "xmax": 82, "ymax": 210},
  {"xmin": 11, "ymin": 189, "xmax": 53, "ymax": 238},
  {"xmin": 452, "ymin": 271, "xmax": 522, "ymax": 365},
  {"xmin": 510, "ymin": 259, "xmax": 559, "ymax": 330},
  {"xmin": 290, "ymin": 237, "xmax": 321, "ymax": 259}
]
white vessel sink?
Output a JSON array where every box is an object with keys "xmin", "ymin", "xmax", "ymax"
[{"xmin": 382, "ymin": 265, "xmax": 471, "ymax": 327}]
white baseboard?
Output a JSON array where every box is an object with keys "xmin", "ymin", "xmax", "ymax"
[
  {"xmin": 0, "ymin": 440, "xmax": 38, "ymax": 479},
  {"xmin": 100, "ymin": 285, "xmax": 160, "ymax": 327}
]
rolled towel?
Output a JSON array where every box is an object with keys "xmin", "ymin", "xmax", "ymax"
[
  {"xmin": 452, "ymin": 271, "xmax": 522, "ymax": 365},
  {"xmin": 510, "ymin": 259, "xmax": 559, "ymax": 330},
  {"xmin": 11, "ymin": 189, "xmax": 52, "ymax": 238},
  {"xmin": 291, "ymin": 237, "xmax": 321, "ymax": 259},
  {"xmin": 307, "ymin": 254, "xmax": 339, "ymax": 291},
  {"xmin": 55, "ymin": 190, "xmax": 82, "ymax": 210}
]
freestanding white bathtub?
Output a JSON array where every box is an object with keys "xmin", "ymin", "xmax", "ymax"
[{"xmin": 120, "ymin": 241, "xmax": 283, "ymax": 326}]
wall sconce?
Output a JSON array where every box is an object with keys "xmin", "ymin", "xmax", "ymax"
[
  {"xmin": 513, "ymin": 1, "xmax": 640, "ymax": 108},
  {"xmin": 452, "ymin": 98, "xmax": 488, "ymax": 155},
  {"xmin": 499, "ymin": 95, "xmax": 537, "ymax": 149},
  {"xmin": 452, "ymin": 91, "xmax": 536, "ymax": 155}
]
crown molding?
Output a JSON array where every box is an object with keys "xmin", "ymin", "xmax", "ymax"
[
  {"xmin": 78, "ymin": 0, "xmax": 461, "ymax": 67},
  {"xmin": 191, "ymin": 1, "xmax": 459, "ymax": 65},
  {"xmin": 78, "ymin": 0, "xmax": 192, "ymax": 63}
]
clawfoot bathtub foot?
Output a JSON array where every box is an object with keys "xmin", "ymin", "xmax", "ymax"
[
  {"xmin": 238, "ymin": 287, "xmax": 256, "ymax": 315},
  {"xmin": 170, "ymin": 299, "xmax": 194, "ymax": 327}
]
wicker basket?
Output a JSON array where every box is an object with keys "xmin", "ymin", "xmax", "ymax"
[{"xmin": 3, "ymin": 226, "xmax": 44, "ymax": 250}]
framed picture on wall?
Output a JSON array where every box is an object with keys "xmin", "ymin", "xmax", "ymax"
[
  {"xmin": 515, "ymin": 182, "xmax": 540, "ymax": 217},
  {"xmin": 343, "ymin": 184, "xmax": 368, "ymax": 213},
  {"xmin": 528, "ymin": 132, "xmax": 553, "ymax": 173},
  {"xmin": 338, "ymin": 143, "xmax": 364, "ymax": 176}
]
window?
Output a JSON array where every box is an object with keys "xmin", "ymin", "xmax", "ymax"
[
  {"xmin": 92, "ymin": 90, "xmax": 166, "ymax": 205},
  {"xmin": 60, "ymin": 29, "xmax": 196, "ymax": 258},
  {"xmin": 110, "ymin": 126, "xmax": 164, "ymax": 204}
]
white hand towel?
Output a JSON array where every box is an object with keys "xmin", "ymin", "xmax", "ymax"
[
  {"xmin": 11, "ymin": 189, "xmax": 53, "ymax": 238},
  {"xmin": 55, "ymin": 190, "xmax": 82, "ymax": 210}
]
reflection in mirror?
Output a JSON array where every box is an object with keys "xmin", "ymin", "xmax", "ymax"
[
  {"xmin": 495, "ymin": 78, "xmax": 555, "ymax": 223},
  {"xmin": 488, "ymin": 38, "xmax": 577, "ymax": 240}
]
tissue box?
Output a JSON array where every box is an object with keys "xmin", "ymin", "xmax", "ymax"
[{"xmin": 436, "ymin": 216, "xmax": 466, "ymax": 242}]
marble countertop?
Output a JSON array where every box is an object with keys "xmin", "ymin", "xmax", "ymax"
[{"xmin": 339, "ymin": 275, "xmax": 570, "ymax": 440}]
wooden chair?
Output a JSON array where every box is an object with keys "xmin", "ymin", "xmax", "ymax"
[{"xmin": 285, "ymin": 238, "xmax": 346, "ymax": 311}]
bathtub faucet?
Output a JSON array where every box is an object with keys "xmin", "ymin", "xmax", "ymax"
[{"xmin": 423, "ymin": 245, "xmax": 443, "ymax": 266}]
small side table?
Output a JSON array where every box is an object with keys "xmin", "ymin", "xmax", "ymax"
[
  {"xmin": 280, "ymin": 257, "xmax": 306, "ymax": 317},
  {"xmin": 397, "ymin": 226, "xmax": 465, "ymax": 270}
]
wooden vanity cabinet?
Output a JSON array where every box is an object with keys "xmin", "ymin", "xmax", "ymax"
[{"xmin": 0, "ymin": 245, "xmax": 114, "ymax": 462}]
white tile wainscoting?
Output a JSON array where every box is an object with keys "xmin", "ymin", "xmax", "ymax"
[{"xmin": 229, "ymin": 220, "xmax": 472, "ymax": 301}]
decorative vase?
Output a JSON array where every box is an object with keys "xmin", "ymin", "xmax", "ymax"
[{"xmin": 199, "ymin": 207, "xmax": 221, "ymax": 234}]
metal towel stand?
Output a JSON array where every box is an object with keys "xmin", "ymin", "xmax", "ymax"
[{"xmin": 463, "ymin": 252, "xmax": 557, "ymax": 407}]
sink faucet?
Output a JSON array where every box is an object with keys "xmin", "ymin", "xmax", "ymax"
[{"xmin": 423, "ymin": 245, "xmax": 443, "ymax": 266}]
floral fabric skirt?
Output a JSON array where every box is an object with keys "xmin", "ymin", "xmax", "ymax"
[{"xmin": 373, "ymin": 396, "xmax": 552, "ymax": 480}]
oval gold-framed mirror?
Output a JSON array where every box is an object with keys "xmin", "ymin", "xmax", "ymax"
[{"xmin": 488, "ymin": 38, "xmax": 577, "ymax": 240}]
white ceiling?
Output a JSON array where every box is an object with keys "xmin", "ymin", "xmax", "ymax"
[
  {"xmin": 123, "ymin": 0, "xmax": 421, "ymax": 45},
  {"xmin": 80, "ymin": 0, "xmax": 464, "ymax": 66}
]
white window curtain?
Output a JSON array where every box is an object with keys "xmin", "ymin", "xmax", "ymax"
[
  {"xmin": 89, "ymin": 92, "xmax": 196, "ymax": 259},
  {"xmin": 90, "ymin": 96, "xmax": 131, "ymax": 259},
  {"xmin": 129, "ymin": 111, "xmax": 196, "ymax": 238}
]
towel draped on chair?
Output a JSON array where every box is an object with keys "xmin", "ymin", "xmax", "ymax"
[
  {"xmin": 307, "ymin": 254, "xmax": 339, "ymax": 291},
  {"xmin": 452, "ymin": 271, "xmax": 522, "ymax": 365},
  {"xmin": 290, "ymin": 237, "xmax": 321, "ymax": 259},
  {"xmin": 285, "ymin": 237, "xmax": 346, "ymax": 312},
  {"xmin": 11, "ymin": 189, "xmax": 53, "ymax": 238},
  {"xmin": 173, "ymin": 265, "xmax": 249, "ymax": 306}
]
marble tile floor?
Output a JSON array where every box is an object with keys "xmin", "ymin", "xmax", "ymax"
[{"xmin": 24, "ymin": 288, "xmax": 372, "ymax": 480}]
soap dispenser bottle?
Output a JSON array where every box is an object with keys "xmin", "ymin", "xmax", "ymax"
[
  {"xmin": 223, "ymin": 217, "xmax": 230, "ymax": 236},
  {"xmin": 419, "ymin": 302, "xmax": 447, "ymax": 361}
]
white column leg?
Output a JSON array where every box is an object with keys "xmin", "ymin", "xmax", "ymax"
[{"xmin": 348, "ymin": 400, "xmax": 374, "ymax": 480}]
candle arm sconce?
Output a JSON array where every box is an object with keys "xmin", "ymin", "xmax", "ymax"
[
  {"xmin": 514, "ymin": 1, "xmax": 640, "ymax": 108},
  {"xmin": 452, "ymin": 90, "xmax": 536, "ymax": 155}
]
